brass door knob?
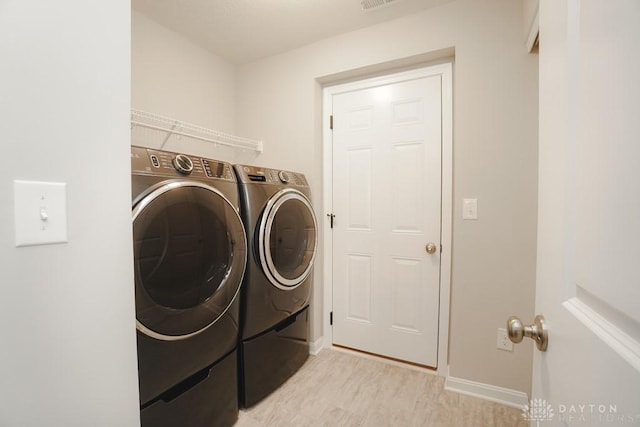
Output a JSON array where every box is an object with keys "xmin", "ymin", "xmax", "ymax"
[
  {"xmin": 507, "ymin": 315, "xmax": 548, "ymax": 351},
  {"xmin": 426, "ymin": 243, "xmax": 437, "ymax": 254}
]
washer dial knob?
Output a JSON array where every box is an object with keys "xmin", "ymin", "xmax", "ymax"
[
  {"xmin": 173, "ymin": 154, "xmax": 194, "ymax": 175},
  {"xmin": 278, "ymin": 170, "xmax": 290, "ymax": 183}
]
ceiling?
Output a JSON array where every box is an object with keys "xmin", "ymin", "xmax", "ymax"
[{"xmin": 132, "ymin": 0, "xmax": 455, "ymax": 65}]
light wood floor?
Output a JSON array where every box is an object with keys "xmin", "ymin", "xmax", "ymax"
[{"xmin": 236, "ymin": 348, "xmax": 526, "ymax": 426}]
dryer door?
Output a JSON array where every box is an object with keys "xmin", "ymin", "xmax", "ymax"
[
  {"xmin": 258, "ymin": 188, "xmax": 317, "ymax": 290},
  {"xmin": 133, "ymin": 181, "xmax": 247, "ymax": 341}
]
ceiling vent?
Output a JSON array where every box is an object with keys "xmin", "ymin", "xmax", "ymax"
[{"xmin": 360, "ymin": 0, "xmax": 400, "ymax": 11}]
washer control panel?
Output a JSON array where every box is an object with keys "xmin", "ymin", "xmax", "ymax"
[
  {"xmin": 278, "ymin": 170, "xmax": 290, "ymax": 183},
  {"xmin": 234, "ymin": 164, "xmax": 308, "ymax": 187},
  {"xmin": 131, "ymin": 146, "xmax": 235, "ymax": 181},
  {"xmin": 172, "ymin": 154, "xmax": 194, "ymax": 175}
]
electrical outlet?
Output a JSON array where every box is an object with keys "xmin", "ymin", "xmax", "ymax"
[{"xmin": 497, "ymin": 328, "xmax": 513, "ymax": 351}]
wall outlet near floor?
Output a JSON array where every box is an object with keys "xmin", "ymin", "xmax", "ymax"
[{"xmin": 497, "ymin": 328, "xmax": 513, "ymax": 351}]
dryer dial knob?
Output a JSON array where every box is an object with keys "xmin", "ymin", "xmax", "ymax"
[
  {"xmin": 173, "ymin": 154, "xmax": 194, "ymax": 175},
  {"xmin": 278, "ymin": 170, "xmax": 290, "ymax": 183}
]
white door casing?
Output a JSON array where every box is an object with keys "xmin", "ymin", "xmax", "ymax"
[
  {"xmin": 323, "ymin": 64, "xmax": 453, "ymax": 369},
  {"xmin": 532, "ymin": 0, "xmax": 640, "ymax": 424}
]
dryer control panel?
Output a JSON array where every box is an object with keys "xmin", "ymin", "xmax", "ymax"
[
  {"xmin": 234, "ymin": 164, "xmax": 309, "ymax": 187},
  {"xmin": 131, "ymin": 146, "xmax": 235, "ymax": 182}
]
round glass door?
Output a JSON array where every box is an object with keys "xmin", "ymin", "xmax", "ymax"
[
  {"xmin": 258, "ymin": 188, "xmax": 317, "ymax": 290},
  {"xmin": 133, "ymin": 181, "xmax": 247, "ymax": 340}
]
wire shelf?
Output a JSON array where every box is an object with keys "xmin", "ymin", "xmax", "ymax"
[{"xmin": 131, "ymin": 109, "xmax": 263, "ymax": 153}]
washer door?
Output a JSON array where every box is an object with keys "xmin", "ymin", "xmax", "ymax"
[
  {"xmin": 258, "ymin": 188, "xmax": 317, "ymax": 290},
  {"xmin": 133, "ymin": 181, "xmax": 247, "ymax": 341}
]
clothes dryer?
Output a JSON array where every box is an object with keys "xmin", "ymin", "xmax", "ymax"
[
  {"xmin": 233, "ymin": 164, "xmax": 317, "ymax": 407},
  {"xmin": 132, "ymin": 146, "xmax": 247, "ymax": 427}
]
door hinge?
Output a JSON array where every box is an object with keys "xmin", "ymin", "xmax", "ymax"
[
  {"xmin": 330, "ymin": 311, "xmax": 333, "ymax": 325},
  {"xmin": 327, "ymin": 213, "xmax": 335, "ymax": 229},
  {"xmin": 330, "ymin": 115, "xmax": 334, "ymax": 130}
]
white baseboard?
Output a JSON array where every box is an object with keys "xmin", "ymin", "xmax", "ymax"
[
  {"xmin": 309, "ymin": 336, "xmax": 324, "ymax": 355},
  {"xmin": 444, "ymin": 374, "xmax": 529, "ymax": 409}
]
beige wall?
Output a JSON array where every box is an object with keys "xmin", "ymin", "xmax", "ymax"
[
  {"xmin": 523, "ymin": 0, "xmax": 539, "ymax": 40},
  {"xmin": 0, "ymin": 0, "xmax": 139, "ymax": 424},
  {"xmin": 235, "ymin": 0, "xmax": 538, "ymax": 394},
  {"xmin": 132, "ymin": 11, "xmax": 259, "ymax": 165},
  {"xmin": 132, "ymin": 11, "xmax": 235, "ymax": 133}
]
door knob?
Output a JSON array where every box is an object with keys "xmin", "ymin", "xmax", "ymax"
[
  {"xmin": 507, "ymin": 315, "xmax": 548, "ymax": 351},
  {"xmin": 425, "ymin": 243, "xmax": 437, "ymax": 254}
]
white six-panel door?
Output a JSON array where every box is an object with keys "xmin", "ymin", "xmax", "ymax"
[{"xmin": 330, "ymin": 69, "xmax": 444, "ymax": 367}]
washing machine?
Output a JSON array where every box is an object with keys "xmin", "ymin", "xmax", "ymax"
[
  {"xmin": 131, "ymin": 146, "xmax": 247, "ymax": 427},
  {"xmin": 233, "ymin": 164, "xmax": 318, "ymax": 407}
]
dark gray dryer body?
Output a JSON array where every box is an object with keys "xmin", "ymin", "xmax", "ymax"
[
  {"xmin": 132, "ymin": 146, "xmax": 247, "ymax": 427},
  {"xmin": 234, "ymin": 164, "xmax": 318, "ymax": 407}
]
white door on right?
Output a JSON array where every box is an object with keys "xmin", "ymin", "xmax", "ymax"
[
  {"xmin": 330, "ymin": 67, "xmax": 445, "ymax": 367},
  {"xmin": 531, "ymin": 1, "xmax": 640, "ymax": 424}
]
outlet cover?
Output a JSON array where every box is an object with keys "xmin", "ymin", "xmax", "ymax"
[{"xmin": 497, "ymin": 328, "xmax": 513, "ymax": 351}]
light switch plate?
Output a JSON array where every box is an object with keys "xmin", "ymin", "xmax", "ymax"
[
  {"xmin": 463, "ymin": 198, "xmax": 478, "ymax": 220},
  {"xmin": 14, "ymin": 180, "xmax": 68, "ymax": 247}
]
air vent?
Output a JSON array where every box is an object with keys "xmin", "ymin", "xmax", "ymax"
[{"xmin": 360, "ymin": 0, "xmax": 399, "ymax": 11}]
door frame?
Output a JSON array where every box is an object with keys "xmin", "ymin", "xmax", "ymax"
[{"xmin": 321, "ymin": 63, "xmax": 453, "ymax": 375}]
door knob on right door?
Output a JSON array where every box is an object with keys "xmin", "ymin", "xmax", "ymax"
[
  {"xmin": 507, "ymin": 314, "xmax": 549, "ymax": 351},
  {"xmin": 425, "ymin": 243, "xmax": 438, "ymax": 254}
]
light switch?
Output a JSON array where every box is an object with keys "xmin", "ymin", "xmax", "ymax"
[
  {"xmin": 463, "ymin": 198, "xmax": 478, "ymax": 220},
  {"xmin": 14, "ymin": 180, "xmax": 68, "ymax": 247}
]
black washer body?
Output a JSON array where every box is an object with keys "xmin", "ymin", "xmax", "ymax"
[
  {"xmin": 234, "ymin": 164, "xmax": 317, "ymax": 407},
  {"xmin": 132, "ymin": 146, "xmax": 246, "ymax": 427}
]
